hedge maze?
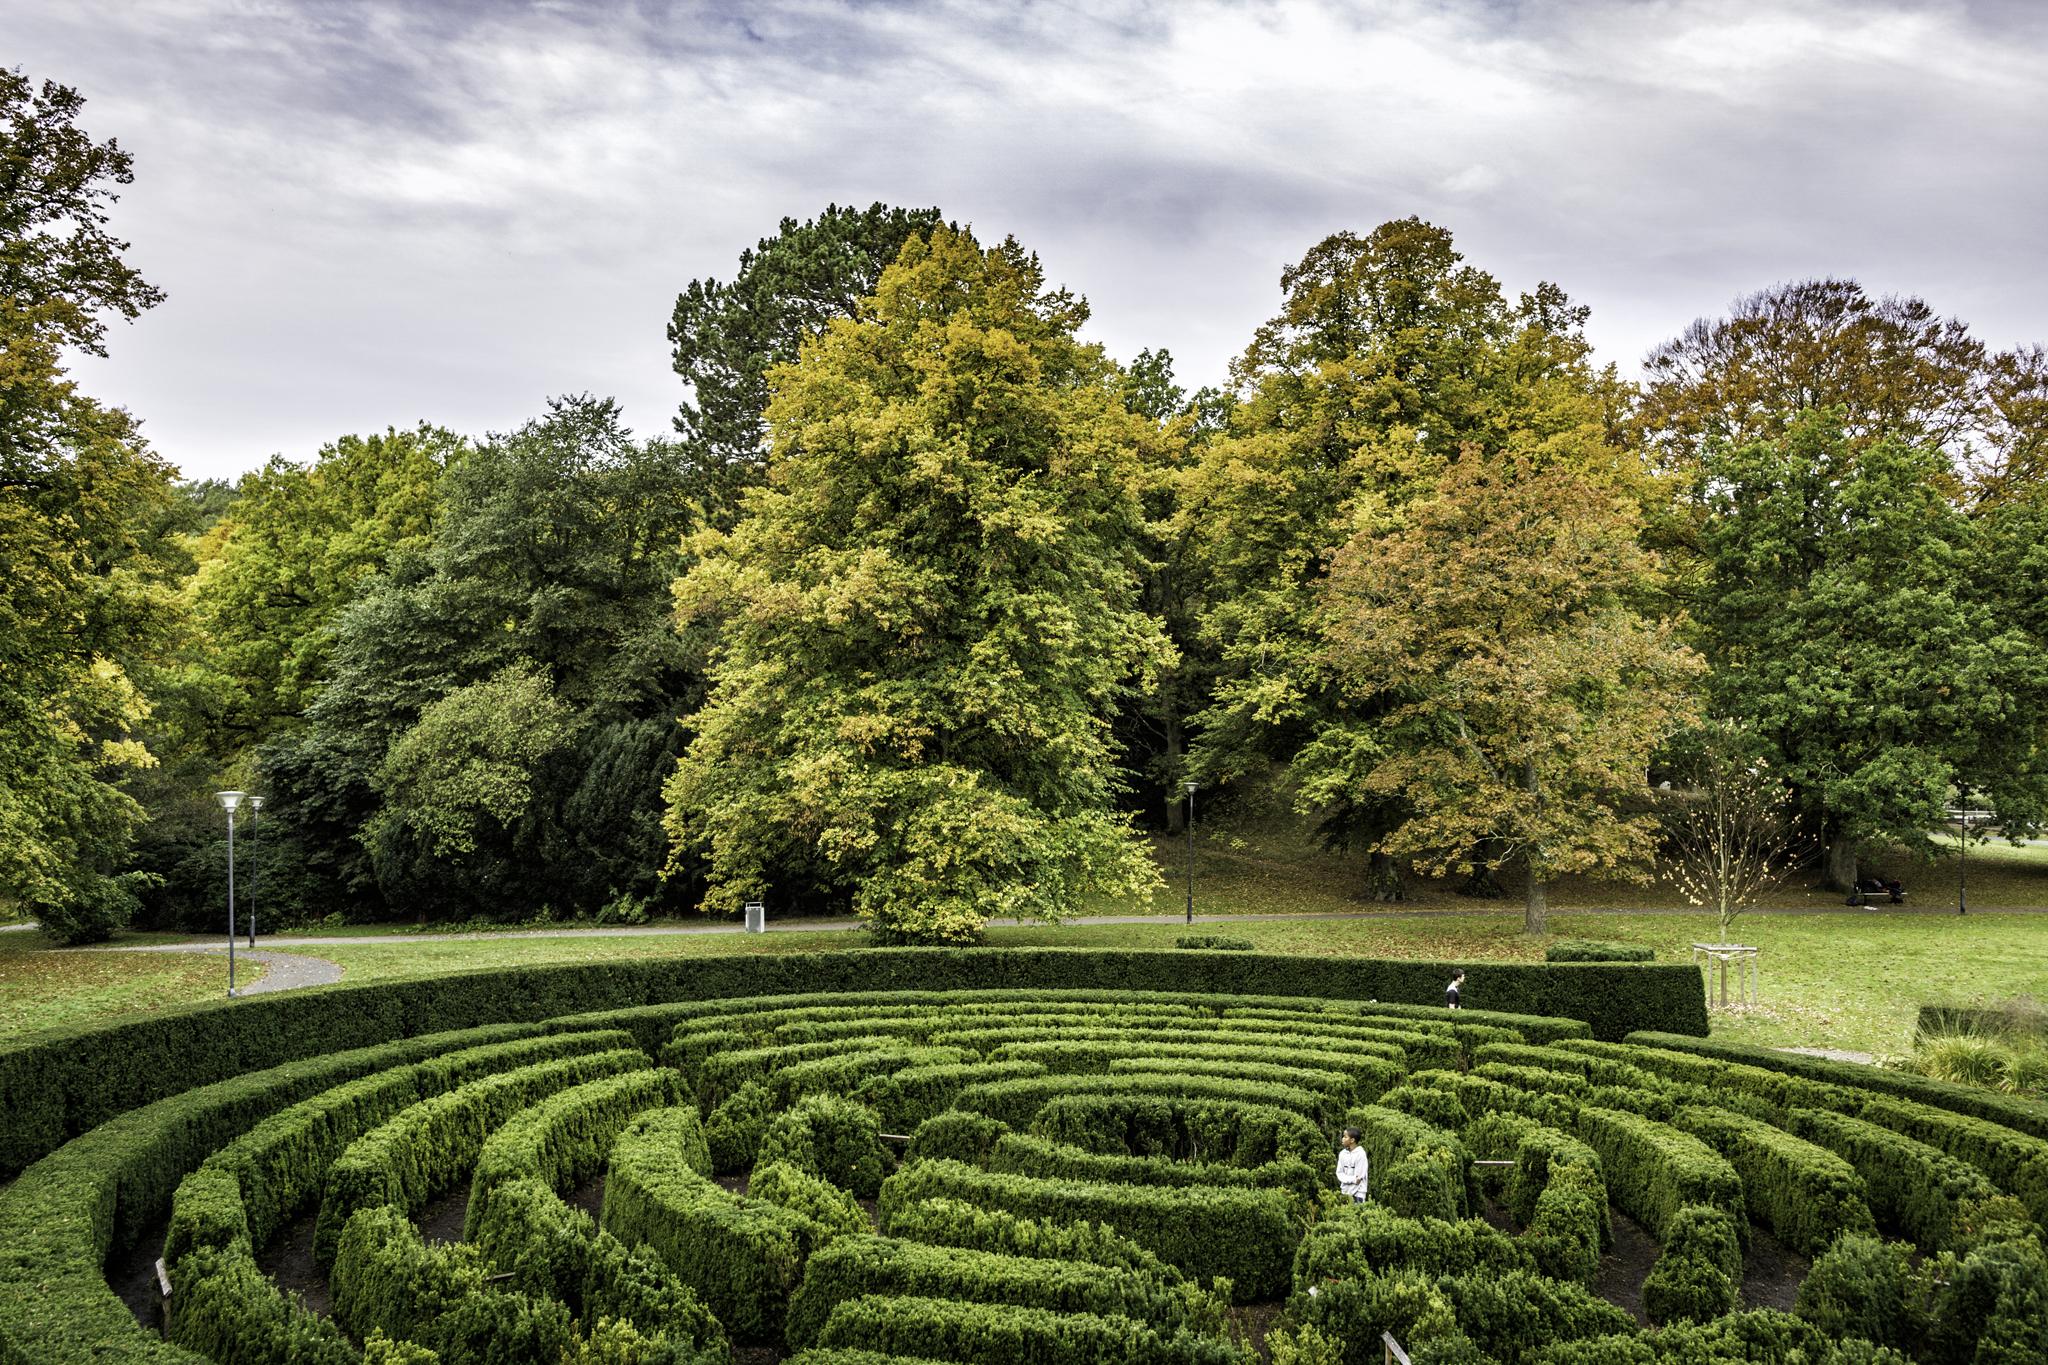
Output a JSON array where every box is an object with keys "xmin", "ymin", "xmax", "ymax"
[{"xmin": 2, "ymin": 959, "xmax": 2044, "ymax": 1364}]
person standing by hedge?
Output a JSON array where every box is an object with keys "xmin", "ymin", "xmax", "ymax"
[
  {"xmin": 1337, "ymin": 1128, "xmax": 1369, "ymax": 1202},
  {"xmin": 1446, "ymin": 969, "xmax": 1465, "ymax": 1009}
]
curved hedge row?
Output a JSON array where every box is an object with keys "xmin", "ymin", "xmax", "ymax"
[
  {"xmin": 0, "ymin": 947, "xmax": 1704, "ymax": 1177},
  {"xmin": 12, "ymin": 973, "xmax": 2048, "ymax": 1364}
]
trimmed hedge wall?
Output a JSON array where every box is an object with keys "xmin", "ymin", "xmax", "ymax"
[
  {"xmin": 1574, "ymin": 1106, "xmax": 1746, "ymax": 1245},
  {"xmin": 1626, "ymin": 1030, "xmax": 2048, "ymax": 1141},
  {"xmin": 953, "ymin": 1072, "xmax": 1331, "ymax": 1130},
  {"xmin": 465, "ymin": 1066, "xmax": 687, "ymax": 1238},
  {"xmin": 879, "ymin": 1194, "xmax": 1176, "ymax": 1279},
  {"xmin": 0, "ymin": 948, "xmax": 1705, "ymax": 1179},
  {"xmin": 0, "ymin": 1022, "xmax": 548, "ymax": 1365},
  {"xmin": 602, "ymin": 1107, "xmax": 824, "ymax": 1343},
  {"xmin": 812, "ymin": 1294, "xmax": 1247, "ymax": 1365},
  {"xmin": 1292, "ymin": 1203, "xmax": 1533, "ymax": 1285},
  {"xmin": 1029, "ymin": 1092, "xmax": 1329, "ymax": 1167},
  {"xmin": 786, "ymin": 1234, "xmax": 1194, "ymax": 1348},
  {"xmin": 1783, "ymin": 1107, "xmax": 2002, "ymax": 1250},
  {"xmin": 877, "ymin": 1158, "xmax": 1297, "ymax": 1300},
  {"xmin": 1672, "ymin": 1106, "xmax": 1875, "ymax": 1256}
]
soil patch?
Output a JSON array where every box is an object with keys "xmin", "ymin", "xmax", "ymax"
[
  {"xmin": 415, "ymin": 1188, "xmax": 469, "ymax": 1246},
  {"xmin": 256, "ymin": 1210, "xmax": 332, "ymax": 1317},
  {"xmin": 1591, "ymin": 1208, "xmax": 1658, "ymax": 1325},
  {"xmin": 1740, "ymin": 1225, "xmax": 1810, "ymax": 1313},
  {"xmin": 566, "ymin": 1175, "xmax": 606, "ymax": 1221},
  {"xmin": 1231, "ymin": 1300, "xmax": 1285, "ymax": 1361},
  {"xmin": 105, "ymin": 1221, "xmax": 168, "ymax": 1334}
]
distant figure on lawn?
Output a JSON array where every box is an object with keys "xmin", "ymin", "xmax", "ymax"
[
  {"xmin": 1446, "ymin": 969, "xmax": 1465, "ymax": 1009},
  {"xmin": 1337, "ymin": 1127, "xmax": 1369, "ymax": 1202}
]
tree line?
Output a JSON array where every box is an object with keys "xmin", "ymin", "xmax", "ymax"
[{"xmin": 6, "ymin": 71, "xmax": 2046, "ymax": 944}]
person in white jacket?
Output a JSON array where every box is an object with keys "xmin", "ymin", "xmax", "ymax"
[{"xmin": 1337, "ymin": 1127, "xmax": 1369, "ymax": 1202}]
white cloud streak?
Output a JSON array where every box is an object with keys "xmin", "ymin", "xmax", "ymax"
[{"xmin": 11, "ymin": 0, "xmax": 2046, "ymax": 479}]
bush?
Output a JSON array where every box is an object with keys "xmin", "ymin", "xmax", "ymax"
[
  {"xmin": 1547, "ymin": 941, "xmax": 1654, "ymax": 963},
  {"xmin": 955, "ymin": 1072, "xmax": 1331, "ymax": 1130},
  {"xmin": 813, "ymin": 1293, "xmax": 1247, "ymax": 1365},
  {"xmin": 750, "ymin": 1160, "xmax": 869, "ymax": 1240},
  {"xmin": 877, "ymin": 1159, "xmax": 1297, "ymax": 1300},
  {"xmin": 990, "ymin": 1132, "xmax": 1320, "ymax": 1206},
  {"xmin": 602, "ymin": 1108, "xmax": 824, "ymax": 1343},
  {"xmin": 706, "ymin": 1082, "xmax": 773, "ymax": 1174},
  {"xmin": 1784, "ymin": 1106, "xmax": 1999, "ymax": 1251},
  {"xmin": 1030, "ymin": 1092, "xmax": 1330, "ymax": 1166},
  {"xmin": 1855, "ymin": 1093, "xmax": 2048, "ymax": 1226},
  {"xmin": 786, "ymin": 1234, "xmax": 1195, "ymax": 1348},
  {"xmin": 1924, "ymin": 1233, "xmax": 2048, "ymax": 1365},
  {"xmin": 466, "ymin": 1067, "xmax": 688, "ymax": 1239},
  {"xmin": 906, "ymin": 1111, "xmax": 1011, "ymax": 1167},
  {"xmin": 855, "ymin": 1061, "xmax": 1045, "ymax": 1130},
  {"xmin": 1672, "ymin": 1105, "xmax": 1875, "ymax": 1256},
  {"xmin": 1795, "ymin": 1232, "xmax": 1925, "ymax": 1352},
  {"xmin": 468, "ymin": 1175, "xmax": 727, "ymax": 1358},
  {"xmin": 1625, "ymin": 1030, "xmax": 2048, "ymax": 1141},
  {"xmin": 1292, "ymin": 1203, "xmax": 1532, "ymax": 1286},
  {"xmin": 758, "ymin": 1094, "xmax": 891, "ymax": 1198},
  {"xmin": 1529, "ymin": 1161, "xmax": 1608, "ymax": 1286},
  {"xmin": 1376, "ymin": 1084, "xmax": 1470, "ymax": 1133},
  {"xmin": 1641, "ymin": 1204, "xmax": 1742, "ymax": 1326},
  {"xmin": 165, "ymin": 1242, "xmax": 357, "ymax": 1365},
  {"xmin": 1176, "ymin": 935, "xmax": 1255, "ymax": 951},
  {"xmin": 314, "ymin": 1047, "xmax": 647, "ymax": 1264},
  {"xmin": 879, "ymin": 1194, "xmax": 1176, "ymax": 1279},
  {"xmin": 1573, "ymin": 1107, "xmax": 1744, "ymax": 1245},
  {"xmin": 1343, "ymin": 1104, "xmax": 1472, "ymax": 1221},
  {"xmin": 331, "ymin": 1203, "xmax": 578, "ymax": 1365}
]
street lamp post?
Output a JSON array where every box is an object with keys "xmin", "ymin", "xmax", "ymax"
[
  {"xmin": 1182, "ymin": 781, "xmax": 1198, "ymax": 925},
  {"xmin": 248, "ymin": 795, "xmax": 263, "ymax": 948},
  {"xmin": 1958, "ymin": 798, "xmax": 1969, "ymax": 918},
  {"xmin": 216, "ymin": 791, "xmax": 245, "ymax": 996}
]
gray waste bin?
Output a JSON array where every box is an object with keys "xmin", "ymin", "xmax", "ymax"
[{"xmin": 744, "ymin": 901, "xmax": 765, "ymax": 934}]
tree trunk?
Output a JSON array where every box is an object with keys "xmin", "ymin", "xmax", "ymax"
[
  {"xmin": 1525, "ymin": 873, "xmax": 1548, "ymax": 935},
  {"xmin": 1824, "ymin": 835, "xmax": 1858, "ymax": 892},
  {"xmin": 1364, "ymin": 851, "xmax": 1404, "ymax": 902},
  {"xmin": 1163, "ymin": 712, "xmax": 1185, "ymax": 835}
]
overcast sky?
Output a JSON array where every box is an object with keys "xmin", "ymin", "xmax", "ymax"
[{"xmin": 14, "ymin": 0, "xmax": 2048, "ymax": 482}]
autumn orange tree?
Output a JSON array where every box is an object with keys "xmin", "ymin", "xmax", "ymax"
[{"xmin": 1314, "ymin": 454, "xmax": 1701, "ymax": 932}]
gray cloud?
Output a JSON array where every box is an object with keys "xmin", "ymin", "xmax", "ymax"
[{"xmin": 11, "ymin": 0, "xmax": 2047, "ymax": 479}]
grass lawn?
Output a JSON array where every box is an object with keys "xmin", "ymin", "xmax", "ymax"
[
  {"xmin": 7, "ymin": 806, "xmax": 2044, "ymax": 1055},
  {"xmin": 0, "ymin": 929, "xmax": 263, "ymax": 1039}
]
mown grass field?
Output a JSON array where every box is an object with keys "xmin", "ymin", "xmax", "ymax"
[{"xmin": 5, "ymin": 811, "xmax": 2045, "ymax": 1057}]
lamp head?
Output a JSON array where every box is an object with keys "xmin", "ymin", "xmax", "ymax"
[
  {"xmin": 1181, "ymin": 780, "xmax": 1198, "ymax": 794},
  {"xmin": 249, "ymin": 795, "xmax": 264, "ymax": 812},
  {"xmin": 216, "ymin": 790, "xmax": 246, "ymax": 812}
]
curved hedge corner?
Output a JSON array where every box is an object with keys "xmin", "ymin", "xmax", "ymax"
[{"xmin": 0, "ymin": 947, "xmax": 1706, "ymax": 1178}]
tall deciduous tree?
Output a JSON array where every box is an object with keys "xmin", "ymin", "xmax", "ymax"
[
  {"xmin": 669, "ymin": 202, "xmax": 948, "ymax": 524},
  {"xmin": 1698, "ymin": 412, "xmax": 2048, "ymax": 886},
  {"xmin": 0, "ymin": 69, "xmax": 179, "ymax": 942},
  {"xmin": 664, "ymin": 228, "xmax": 1170, "ymax": 943},
  {"xmin": 1315, "ymin": 454, "xmax": 1699, "ymax": 932},
  {"xmin": 1184, "ymin": 218, "xmax": 1640, "ymax": 899}
]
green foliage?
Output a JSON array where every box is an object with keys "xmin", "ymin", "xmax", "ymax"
[
  {"xmin": 757, "ymin": 1093, "xmax": 891, "ymax": 1198},
  {"xmin": 1176, "ymin": 934, "xmax": 1255, "ymax": 951},
  {"xmin": 1641, "ymin": 1204, "xmax": 1742, "ymax": 1325},
  {"xmin": 855, "ymin": 1060, "xmax": 1046, "ymax": 1131},
  {"xmin": 1029, "ymin": 1091, "xmax": 1330, "ymax": 1166},
  {"xmin": 705, "ymin": 1081, "xmax": 772, "ymax": 1175},
  {"xmin": 1292, "ymin": 1203, "xmax": 1532, "ymax": 1286},
  {"xmin": 906, "ymin": 1110, "xmax": 1012, "ymax": 1167},
  {"xmin": 990, "ymin": 1132, "xmax": 1320, "ymax": 1206},
  {"xmin": 812, "ymin": 1293, "xmax": 1247, "ymax": 1365},
  {"xmin": 1783, "ymin": 1106, "xmax": 1999, "ymax": 1252},
  {"xmin": 331, "ymin": 1203, "xmax": 578, "ymax": 1365},
  {"xmin": 957, "ymin": 1069, "xmax": 1331, "ymax": 1130},
  {"xmin": 1573, "ymin": 1106, "xmax": 1745, "ymax": 1244},
  {"xmin": 602, "ymin": 1107, "xmax": 824, "ymax": 1343},
  {"xmin": 166, "ymin": 1242, "xmax": 358, "ymax": 1364},
  {"xmin": 1547, "ymin": 941, "xmax": 1655, "ymax": 963},
  {"xmin": 1344, "ymin": 1103, "xmax": 1473, "ymax": 1221},
  {"xmin": 466, "ymin": 1067, "xmax": 688, "ymax": 1239},
  {"xmin": 314, "ymin": 1046, "xmax": 646, "ymax": 1264},
  {"xmin": 878, "ymin": 1158, "xmax": 1297, "ymax": 1300},
  {"xmin": 664, "ymin": 227, "xmax": 1171, "ymax": 942},
  {"xmin": 878, "ymin": 1194, "xmax": 1177, "ymax": 1279},
  {"xmin": 1855, "ymin": 1092, "xmax": 2048, "ymax": 1225},
  {"xmin": 787, "ymin": 1234, "xmax": 1195, "ymax": 1349},
  {"xmin": 1672, "ymin": 1105, "xmax": 1875, "ymax": 1255},
  {"xmin": 750, "ymin": 1159, "xmax": 869, "ymax": 1240},
  {"xmin": 667, "ymin": 202, "xmax": 949, "ymax": 524},
  {"xmin": 1796, "ymin": 1233, "xmax": 1927, "ymax": 1352},
  {"xmin": 1694, "ymin": 413, "xmax": 2048, "ymax": 879}
]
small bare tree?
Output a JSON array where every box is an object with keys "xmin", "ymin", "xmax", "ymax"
[{"xmin": 1661, "ymin": 724, "xmax": 1813, "ymax": 941}]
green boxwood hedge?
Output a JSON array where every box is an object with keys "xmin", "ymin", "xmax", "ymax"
[
  {"xmin": 1672, "ymin": 1105, "xmax": 1875, "ymax": 1256},
  {"xmin": 812, "ymin": 1293, "xmax": 1247, "ymax": 1365},
  {"xmin": 1292, "ymin": 1203, "xmax": 1532, "ymax": 1285},
  {"xmin": 0, "ymin": 949, "xmax": 1705, "ymax": 1179},
  {"xmin": 464, "ymin": 1066, "xmax": 686, "ymax": 1239},
  {"xmin": 1029, "ymin": 1091, "xmax": 1330, "ymax": 1167},
  {"xmin": 879, "ymin": 1194, "xmax": 1176, "ymax": 1279},
  {"xmin": 313, "ymin": 1046, "xmax": 646, "ymax": 1264},
  {"xmin": 1574, "ymin": 1107, "xmax": 1746, "ymax": 1245},
  {"xmin": 757, "ymin": 1093, "xmax": 892, "ymax": 1198},
  {"xmin": 786, "ymin": 1234, "xmax": 1194, "ymax": 1348},
  {"xmin": 877, "ymin": 1158, "xmax": 1297, "ymax": 1300},
  {"xmin": 602, "ymin": 1107, "xmax": 825, "ymax": 1343},
  {"xmin": 1343, "ymin": 1103, "xmax": 1473, "ymax": 1221},
  {"xmin": 1547, "ymin": 941, "xmax": 1656, "ymax": 963},
  {"xmin": 1783, "ymin": 1106, "xmax": 2000, "ymax": 1251},
  {"xmin": 855, "ymin": 1060, "xmax": 1046, "ymax": 1130},
  {"xmin": 988, "ymin": 1133, "xmax": 1321, "ymax": 1205},
  {"xmin": 1625, "ymin": 1030, "xmax": 2048, "ymax": 1141}
]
